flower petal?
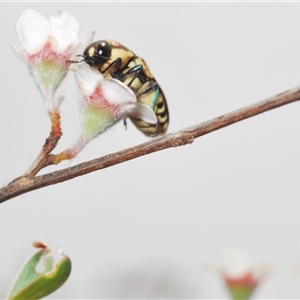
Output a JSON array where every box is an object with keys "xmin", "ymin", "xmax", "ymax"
[
  {"xmin": 70, "ymin": 62, "xmax": 103, "ymax": 95},
  {"xmin": 129, "ymin": 102, "xmax": 157, "ymax": 124},
  {"xmin": 219, "ymin": 249, "xmax": 251, "ymax": 278},
  {"xmin": 71, "ymin": 31, "xmax": 95, "ymax": 60},
  {"xmin": 49, "ymin": 11, "xmax": 79, "ymax": 53},
  {"xmin": 16, "ymin": 9, "xmax": 51, "ymax": 53},
  {"xmin": 10, "ymin": 43, "xmax": 26, "ymax": 61},
  {"xmin": 101, "ymin": 78, "xmax": 136, "ymax": 104}
]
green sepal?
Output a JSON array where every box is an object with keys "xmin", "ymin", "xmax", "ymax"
[
  {"xmin": 7, "ymin": 247, "xmax": 71, "ymax": 300},
  {"xmin": 227, "ymin": 284, "xmax": 255, "ymax": 300}
]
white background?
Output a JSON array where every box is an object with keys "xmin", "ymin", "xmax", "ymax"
[{"xmin": 1, "ymin": 2, "xmax": 300, "ymax": 299}]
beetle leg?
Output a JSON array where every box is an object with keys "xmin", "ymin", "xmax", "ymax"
[
  {"xmin": 119, "ymin": 65, "xmax": 144, "ymax": 87},
  {"xmin": 138, "ymin": 80, "xmax": 158, "ymax": 96},
  {"xmin": 101, "ymin": 57, "xmax": 122, "ymax": 75},
  {"xmin": 123, "ymin": 119, "xmax": 127, "ymax": 130}
]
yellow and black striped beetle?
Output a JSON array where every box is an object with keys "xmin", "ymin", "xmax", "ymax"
[{"xmin": 77, "ymin": 40, "xmax": 169, "ymax": 137}]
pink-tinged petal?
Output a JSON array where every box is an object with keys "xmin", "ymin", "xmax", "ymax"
[
  {"xmin": 101, "ymin": 78, "xmax": 136, "ymax": 104},
  {"xmin": 16, "ymin": 9, "xmax": 51, "ymax": 53},
  {"xmin": 49, "ymin": 11, "xmax": 79, "ymax": 53},
  {"xmin": 70, "ymin": 62, "xmax": 103, "ymax": 95},
  {"xmin": 10, "ymin": 43, "xmax": 26, "ymax": 61},
  {"xmin": 128, "ymin": 102, "xmax": 157, "ymax": 124},
  {"xmin": 71, "ymin": 30, "xmax": 95, "ymax": 60},
  {"xmin": 219, "ymin": 249, "xmax": 251, "ymax": 278}
]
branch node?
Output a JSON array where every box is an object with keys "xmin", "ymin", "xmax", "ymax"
[{"xmin": 170, "ymin": 131, "xmax": 194, "ymax": 147}]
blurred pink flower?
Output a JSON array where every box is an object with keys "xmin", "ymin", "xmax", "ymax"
[{"xmin": 218, "ymin": 249, "xmax": 271, "ymax": 300}]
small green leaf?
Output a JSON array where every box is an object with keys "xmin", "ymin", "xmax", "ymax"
[{"xmin": 7, "ymin": 243, "xmax": 72, "ymax": 300}]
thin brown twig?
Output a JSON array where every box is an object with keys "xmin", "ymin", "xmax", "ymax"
[
  {"xmin": 1, "ymin": 84, "xmax": 300, "ymax": 204},
  {"xmin": 24, "ymin": 108, "xmax": 63, "ymax": 177},
  {"xmin": 24, "ymin": 131, "xmax": 62, "ymax": 177}
]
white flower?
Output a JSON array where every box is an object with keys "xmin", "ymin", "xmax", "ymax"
[
  {"xmin": 71, "ymin": 62, "xmax": 157, "ymax": 140},
  {"xmin": 60, "ymin": 63, "xmax": 157, "ymax": 160},
  {"xmin": 203, "ymin": 248, "xmax": 271, "ymax": 300},
  {"xmin": 218, "ymin": 248, "xmax": 270, "ymax": 282},
  {"xmin": 11, "ymin": 9, "xmax": 94, "ymax": 112}
]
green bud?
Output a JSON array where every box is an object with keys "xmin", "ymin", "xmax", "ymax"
[{"xmin": 7, "ymin": 243, "xmax": 71, "ymax": 300}]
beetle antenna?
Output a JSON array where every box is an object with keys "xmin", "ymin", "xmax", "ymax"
[
  {"xmin": 95, "ymin": 54, "xmax": 111, "ymax": 60},
  {"xmin": 66, "ymin": 55, "xmax": 86, "ymax": 64}
]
